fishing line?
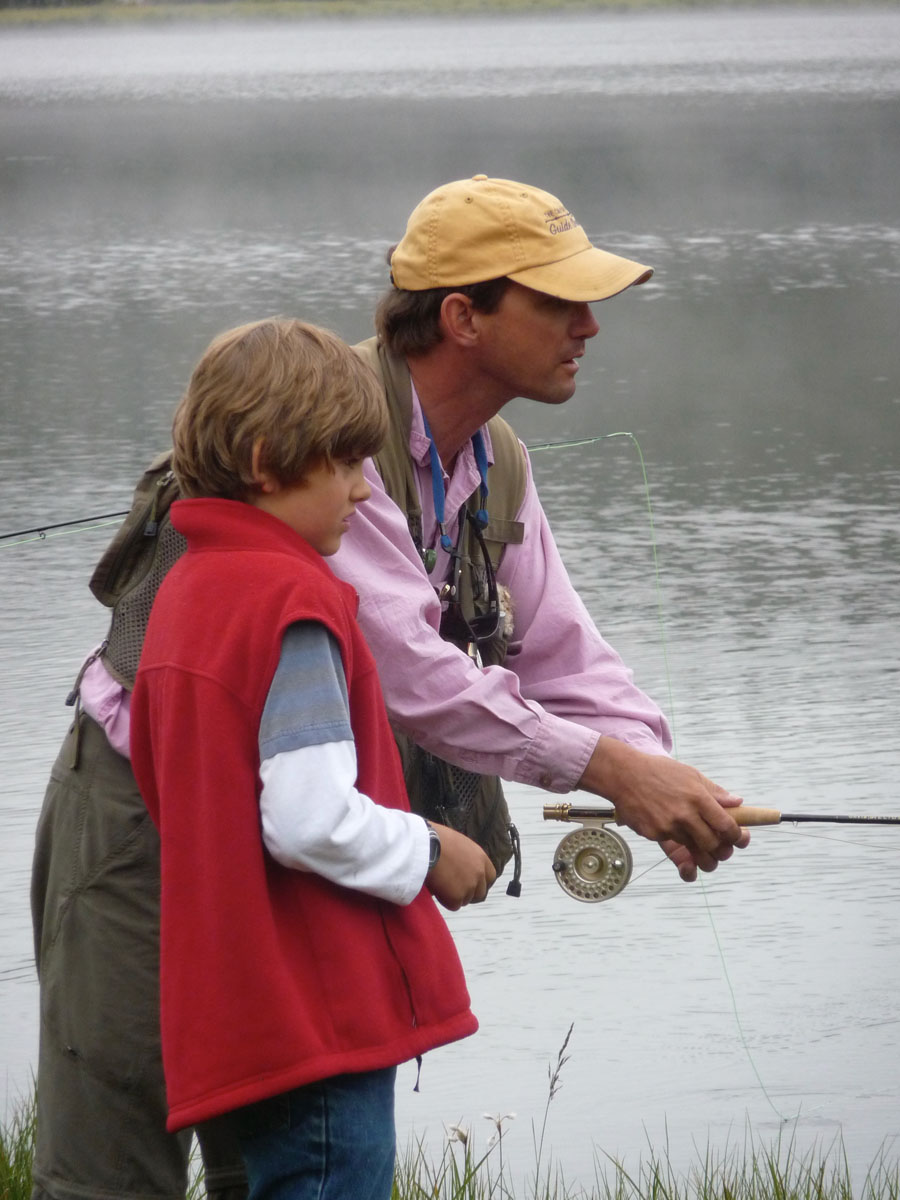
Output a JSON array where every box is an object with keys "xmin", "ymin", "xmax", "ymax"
[
  {"xmin": 628, "ymin": 855, "xmax": 668, "ymax": 886},
  {"xmin": 699, "ymin": 889, "xmax": 792, "ymax": 1122},
  {"xmin": 530, "ymin": 431, "xmax": 792, "ymax": 1123},
  {"xmin": 528, "ymin": 431, "xmax": 678, "ymax": 739},
  {"xmin": 767, "ymin": 826, "xmax": 900, "ymax": 855}
]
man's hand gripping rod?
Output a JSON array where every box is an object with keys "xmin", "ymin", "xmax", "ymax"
[{"xmin": 543, "ymin": 804, "xmax": 900, "ymax": 903}]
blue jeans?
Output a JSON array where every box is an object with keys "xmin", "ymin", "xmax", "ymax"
[{"xmin": 232, "ymin": 1067, "xmax": 398, "ymax": 1200}]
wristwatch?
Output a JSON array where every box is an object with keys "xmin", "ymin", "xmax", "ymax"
[{"xmin": 425, "ymin": 821, "xmax": 441, "ymax": 870}]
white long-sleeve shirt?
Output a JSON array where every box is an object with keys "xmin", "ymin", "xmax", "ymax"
[{"xmin": 256, "ymin": 621, "xmax": 430, "ymax": 902}]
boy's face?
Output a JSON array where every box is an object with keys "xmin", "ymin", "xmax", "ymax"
[{"xmin": 250, "ymin": 457, "xmax": 371, "ymax": 556}]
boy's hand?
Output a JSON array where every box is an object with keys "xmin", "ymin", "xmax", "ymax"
[{"xmin": 425, "ymin": 823, "xmax": 496, "ymax": 910}]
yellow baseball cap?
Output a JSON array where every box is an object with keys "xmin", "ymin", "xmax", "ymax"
[{"xmin": 389, "ymin": 175, "xmax": 653, "ymax": 302}]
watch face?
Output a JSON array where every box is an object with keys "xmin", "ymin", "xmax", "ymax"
[{"xmin": 428, "ymin": 827, "xmax": 441, "ymax": 868}]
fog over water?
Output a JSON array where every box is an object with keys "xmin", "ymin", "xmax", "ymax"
[{"xmin": 1, "ymin": 9, "xmax": 900, "ymax": 1189}]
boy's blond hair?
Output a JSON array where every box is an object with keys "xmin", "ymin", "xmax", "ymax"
[{"xmin": 172, "ymin": 318, "xmax": 388, "ymax": 499}]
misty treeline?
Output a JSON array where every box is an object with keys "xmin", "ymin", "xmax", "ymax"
[{"xmin": 0, "ymin": 0, "xmax": 350, "ymax": 8}]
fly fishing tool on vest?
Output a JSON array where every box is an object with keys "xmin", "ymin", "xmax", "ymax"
[{"xmin": 542, "ymin": 803, "xmax": 900, "ymax": 903}]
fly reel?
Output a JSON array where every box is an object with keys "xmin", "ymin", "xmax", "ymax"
[
  {"xmin": 544, "ymin": 801, "xmax": 900, "ymax": 903},
  {"xmin": 546, "ymin": 806, "xmax": 632, "ymax": 903}
]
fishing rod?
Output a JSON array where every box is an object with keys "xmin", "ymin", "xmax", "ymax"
[
  {"xmin": 0, "ymin": 434, "xmax": 636, "ymax": 545},
  {"xmin": 0, "ymin": 512, "xmax": 128, "ymax": 544},
  {"xmin": 542, "ymin": 803, "xmax": 900, "ymax": 903}
]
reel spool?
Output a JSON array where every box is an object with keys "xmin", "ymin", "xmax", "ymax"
[{"xmin": 551, "ymin": 823, "xmax": 633, "ymax": 903}]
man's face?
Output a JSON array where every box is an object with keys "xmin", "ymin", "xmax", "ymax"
[{"xmin": 472, "ymin": 281, "xmax": 601, "ymax": 406}]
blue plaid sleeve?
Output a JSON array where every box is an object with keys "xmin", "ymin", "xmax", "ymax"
[{"xmin": 258, "ymin": 622, "xmax": 353, "ymax": 761}]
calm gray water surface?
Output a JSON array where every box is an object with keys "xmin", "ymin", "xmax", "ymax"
[{"xmin": 2, "ymin": 9, "xmax": 900, "ymax": 1189}]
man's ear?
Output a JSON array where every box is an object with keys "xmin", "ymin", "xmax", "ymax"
[
  {"xmin": 440, "ymin": 293, "xmax": 480, "ymax": 348},
  {"xmin": 250, "ymin": 439, "xmax": 279, "ymax": 495}
]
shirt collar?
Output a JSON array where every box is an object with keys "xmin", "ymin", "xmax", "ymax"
[{"xmin": 408, "ymin": 379, "xmax": 495, "ymax": 477}]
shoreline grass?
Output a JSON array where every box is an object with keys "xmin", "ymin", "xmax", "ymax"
[
  {"xmin": 4, "ymin": 1086, "xmax": 900, "ymax": 1200},
  {"xmin": 393, "ymin": 1131, "xmax": 900, "ymax": 1199},
  {"xmin": 6, "ymin": 1029, "xmax": 899, "ymax": 1198},
  {"xmin": 0, "ymin": 1088, "xmax": 34, "ymax": 1200},
  {"xmin": 0, "ymin": 0, "xmax": 894, "ymax": 29}
]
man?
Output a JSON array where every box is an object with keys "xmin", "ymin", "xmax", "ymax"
[
  {"xmin": 30, "ymin": 174, "xmax": 748, "ymax": 1200},
  {"xmin": 339, "ymin": 175, "xmax": 748, "ymax": 882}
]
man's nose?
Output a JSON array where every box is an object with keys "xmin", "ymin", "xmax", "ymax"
[{"xmin": 571, "ymin": 302, "xmax": 600, "ymax": 339}]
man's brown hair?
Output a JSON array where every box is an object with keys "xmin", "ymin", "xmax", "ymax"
[{"xmin": 374, "ymin": 276, "xmax": 510, "ymax": 359}]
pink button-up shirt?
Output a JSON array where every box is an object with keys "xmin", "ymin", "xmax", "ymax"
[
  {"xmin": 328, "ymin": 393, "xmax": 671, "ymax": 793},
  {"xmin": 82, "ymin": 392, "xmax": 671, "ymax": 787}
]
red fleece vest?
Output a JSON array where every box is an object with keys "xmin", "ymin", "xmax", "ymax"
[{"xmin": 131, "ymin": 498, "xmax": 476, "ymax": 1131}]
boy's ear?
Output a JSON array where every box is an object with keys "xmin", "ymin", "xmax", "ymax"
[{"xmin": 250, "ymin": 439, "xmax": 279, "ymax": 495}]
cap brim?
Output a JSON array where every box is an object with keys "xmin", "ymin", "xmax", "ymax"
[{"xmin": 508, "ymin": 246, "xmax": 653, "ymax": 302}]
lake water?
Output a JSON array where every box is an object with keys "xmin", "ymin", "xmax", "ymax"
[{"xmin": 1, "ymin": 8, "xmax": 899, "ymax": 1192}]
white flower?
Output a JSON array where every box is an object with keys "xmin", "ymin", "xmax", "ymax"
[
  {"xmin": 482, "ymin": 1111, "xmax": 517, "ymax": 1145},
  {"xmin": 445, "ymin": 1122, "xmax": 469, "ymax": 1148}
]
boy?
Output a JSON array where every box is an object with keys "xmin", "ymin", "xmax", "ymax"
[{"xmin": 130, "ymin": 318, "xmax": 494, "ymax": 1199}]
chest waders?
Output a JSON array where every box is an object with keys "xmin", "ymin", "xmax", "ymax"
[{"xmin": 84, "ymin": 339, "xmax": 526, "ymax": 892}]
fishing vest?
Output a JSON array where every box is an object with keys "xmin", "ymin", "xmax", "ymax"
[
  {"xmin": 356, "ymin": 338, "xmax": 527, "ymax": 892},
  {"xmin": 87, "ymin": 339, "xmax": 527, "ymax": 890}
]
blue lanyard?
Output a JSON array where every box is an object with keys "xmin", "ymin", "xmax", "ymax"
[{"xmin": 422, "ymin": 413, "xmax": 490, "ymax": 553}]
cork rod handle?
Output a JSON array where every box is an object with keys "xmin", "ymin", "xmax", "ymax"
[{"xmin": 731, "ymin": 806, "xmax": 783, "ymax": 827}]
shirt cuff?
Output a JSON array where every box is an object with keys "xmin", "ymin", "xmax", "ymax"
[
  {"xmin": 514, "ymin": 713, "xmax": 670, "ymax": 794},
  {"xmin": 514, "ymin": 713, "xmax": 598, "ymax": 793}
]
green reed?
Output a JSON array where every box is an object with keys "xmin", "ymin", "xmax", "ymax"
[{"xmin": 0, "ymin": 1087, "xmax": 35, "ymax": 1200}]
